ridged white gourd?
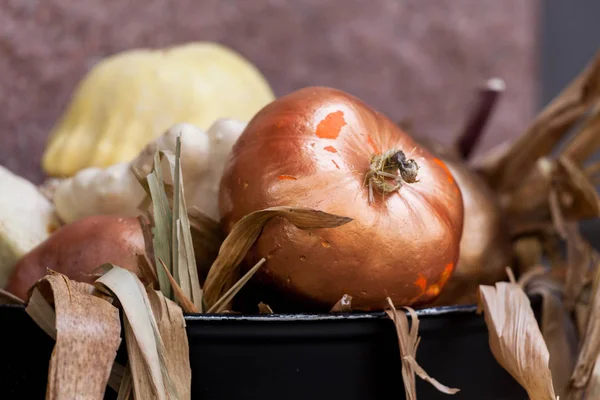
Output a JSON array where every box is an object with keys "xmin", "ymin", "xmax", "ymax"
[{"xmin": 53, "ymin": 119, "xmax": 247, "ymax": 224}]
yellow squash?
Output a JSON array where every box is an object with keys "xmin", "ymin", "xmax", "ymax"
[{"xmin": 43, "ymin": 42, "xmax": 275, "ymax": 176}]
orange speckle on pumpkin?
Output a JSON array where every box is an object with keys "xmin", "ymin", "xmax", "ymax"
[
  {"xmin": 316, "ymin": 111, "xmax": 346, "ymax": 139},
  {"xmin": 331, "ymin": 160, "xmax": 340, "ymax": 169},
  {"xmin": 324, "ymin": 145, "xmax": 338, "ymax": 153},
  {"xmin": 278, "ymin": 175, "xmax": 297, "ymax": 181},
  {"xmin": 415, "ymin": 274, "xmax": 427, "ymax": 292},
  {"xmin": 433, "ymin": 158, "xmax": 455, "ymax": 184},
  {"xmin": 425, "ymin": 284, "xmax": 441, "ymax": 297},
  {"xmin": 439, "ymin": 263, "xmax": 454, "ymax": 286}
]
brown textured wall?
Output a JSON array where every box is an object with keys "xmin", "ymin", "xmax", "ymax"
[{"xmin": 0, "ymin": 0, "xmax": 539, "ymax": 183}]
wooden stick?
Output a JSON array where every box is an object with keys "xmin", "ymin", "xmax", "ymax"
[{"xmin": 456, "ymin": 78, "xmax": 505, "ymax": 160}]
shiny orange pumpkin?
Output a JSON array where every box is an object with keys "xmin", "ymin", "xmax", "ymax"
[{"xmin": 219, "ymin": 87, "xmax": 464, "ymax": 311}]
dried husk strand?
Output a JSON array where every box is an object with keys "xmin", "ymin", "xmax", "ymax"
[
  {"xmin": 384, "ymin": 297, "xmax": 459, "ymax": 400},
  {"xmin": 520, "ymin": 268, "xmax": 578, "ymax": 398},
  {"xmin": 560, "ymin": 102, "xmax": 600, "ymax": 165},
  {"xmin": 478, "ymin": 49, "xmax": 600, "ymax": 192},
  {"xmin": 162, "ymin": 140, "xmax": 203, "ymax": 311},
  {"xmin": 501, "ymin": 155, "xmax": 600, "ymax": 229},
  {"xmin": 203, "ymin": 207, "xmax": 353, "ymax": 309},
  {"xmin": 477, "ymin": 277, "xmax": 557, "ymax": 400},
  {"xmin": 330, "ymin": 294, "xmax": 353, "ymax": 312},
  {"xmin": 566, "ymin": 255, "xmax": 600, "ymax": 399},
  {"xmin": 134, "ymin": 137, "xmax": 205, "ymax": 312},
  {"xmin": 95, "ymin": 265, "xmax": 191, "ymax": 400},
  {"xmin": 25, "ymin": 271, "xmax": 122, "ymax": 400}
]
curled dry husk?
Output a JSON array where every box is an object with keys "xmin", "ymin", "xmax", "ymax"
[
  {"xmin": 385, "ymin": 297, "xmax": 459, "ymax": 399},
  {"xmin": 477, "ymin": 279, "xmax": 557, "ymax": 400},
  {"xmin": 330, "ymin": 294, "xmax": 353, "ymax": 312},
  {"xmin": 26, "ymin": 271, "xmax": 122, "ymax": 400},
  {"xmin": 203, "ymin": 207, "xmax": 353, "ymax": 310},
  {"xmin": 96, "ymin": 266, "xmax": 191, "ymax": 400},
  {"xmin": 520, "ymin": 268, "xmax": 578, "ymax": 398}
]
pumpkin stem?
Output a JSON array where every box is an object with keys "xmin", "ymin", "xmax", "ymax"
[{"xmin": 365, "ymin": 149, "xmax": 419, "ymax": 203}]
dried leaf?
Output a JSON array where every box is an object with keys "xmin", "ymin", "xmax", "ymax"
[
  {"xmin": 26, "ymin": 272, "xmax": 122, "ymax": 400},
  {"xmin": 586, "ymin": 355, "xmax": 600, "ymax": 399},
  {"xmin": 330, "ymin": 294, "xmax": 353, "ymax": 312},
  {"xmin": 157, "ymin": 257, "xmax": 198, "ymax": 314},
  {"xmin": 203, "ymin": 206, "xmax": 353, "ymax": 308},
  {"xmin": 524, "ymin": 274, "xmax": 578, "ymax": 398},
  {"xmin": 560, "ymin": 103, "xmax": 600, "ymax": 165},
  {"xmin": 137, "ymin": 214, "xmax": 158, "ymax": 280},
  {"xmin": 188, "ymin": 206, "xmax": 224, "ymax": 284},
  {"xmin": 500, "ymin": 158, "xmax": 553, "ymax": 222},
  {"xmin": 95, "ymin": 266, "xmax": 184, "ymax": 400},
  {"xmin": 565, "ymin": 225, "xmax": 593, "ymax": 310},
  {"xmin": 164, "ymin": 139, "xmax": 203, "ymax": 312},
  {"xmin": 554, "ymin": 156, "xmax": 600, "ymax": 219},
  {"xmin": 208, "ymin": 258, "xmax": 267, "ymax": 313},
  {"xmin": 147, "ymin": 152, "xmax": 173, "ymax": 299},
  {"xmin": 478, "ymin": 282, "xmax": 557, "ymax": 400},
  {"xmin": 117, "ymin": 365, "xmax": 133, "ymax": 400},
  {"xmin": 480, "ymin": 50, "xmax": 600, "ymax": 191},
  {"xmin": 108, "ymin": 362, "xmax": 127, "ymax": 393},
  {"xmin": 513, "ymin": 237, "xmax": 544, "ymax": 276},
  {"xmin": 147, "ymin": 289, "xmax": 191, "ymax": 399},
  {"xmin": 549, "ymin": 188, "xmax": 568, "ymax": 240},
  {"xmin": 385, "ymin": 298, "xmax": 459, "ymax": 400},
  {"xmin": 258, "ymin": 302, "xmax": 274, "ymax": 314},
  {"xmin": 569, "ymin": 258, "xmax": 600, "ymax": 392}
]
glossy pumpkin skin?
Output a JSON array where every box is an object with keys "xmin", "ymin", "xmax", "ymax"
[
  {"xmin": 219, "ymin": 87, "xmax": 464, "ymax": 311},
  {"xmin": 5, "ymin": 215, "xmax": 144, "ymax": 301}
]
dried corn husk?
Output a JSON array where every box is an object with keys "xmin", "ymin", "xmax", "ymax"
[
  {"xmin": 26, "ymin": 271, "xmax": 121, "ymax": 400},
  {"xmin": 478, "ymin": 50, "xmax": 600, "ymax": 191},
  {"xmin": 522, "ymin": 271, "xmax": 578, "ymax": 397},
  {"xmin": 384, "ymin": 298, "xmax": 459, "ymax": 399},
  {"xmin": 478, "ymin": 281, "xmax": 557, "ymax": 400},
  {"xmin": 330, "ymin": 294, "xmax": 353, "ymax": 312},
  {"xmin": 203, "ymin": 207, "xmax": 353, "ymax": 309},
  {"xmin": 95, "ymin": 266, "xmax": 191, "ymax": 400}
]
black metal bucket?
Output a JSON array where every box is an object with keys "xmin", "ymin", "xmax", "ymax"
[{"xmin": 0, "ymin": 299, "xmax": 538, "ymax": 400}]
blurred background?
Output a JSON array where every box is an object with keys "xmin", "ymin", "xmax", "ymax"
[{"xmin": 0, "ymin": 0, "xmax": 597, "ymax": 183}]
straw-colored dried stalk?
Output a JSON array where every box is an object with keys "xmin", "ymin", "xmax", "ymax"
[
  {"xmin": 95, "ymin": 265, "xmax": 191, "ymax": 400},
  {"xmin": 564, "ymin": 225, "xmax": 594, "ymax": 310},
  {"xmin": 258, "ymin": 302, "xmax": 274, "ymax": 314},
  {"xmin": 203, "ymin": 207, "xmax": 352, "ymax": 309},
  {"xmin": 208, "ymin": 257, "xmax": 267, "ymax": 313},
  {"xmin": 135, "ymin": 137, "xmax": 204, "ymax": 312},
  {"xmin": 163, "ymin": 140, "xmax": 203, "ymax": 311},
  {"xmin": 330, "ymin": 294, "xmax": 353, "ymax": 312},
  {"xmin": 567, "ymin": 258, "xmax": 600, "ymax": 398},
  {"xmin": 522, "ymin": 271, "xmax": 578, "ymax": 398},
  {"xmin": 26, "ymin": 271, "xmax": 122, "ymax": 400},
  {"xmin": 385, "ymin": 297, "xmax": 459, "ymax": 400},
  {"xmin": 560, "ymin": 103, "xmax": 600, "ymax": 165},
  {"xmin": 478, "ymin": 280, "xmax": 557, "ymax": 400},
  {"xmin": 479, "ymin": 49, "xmax": 600, "ymax": 192}
]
